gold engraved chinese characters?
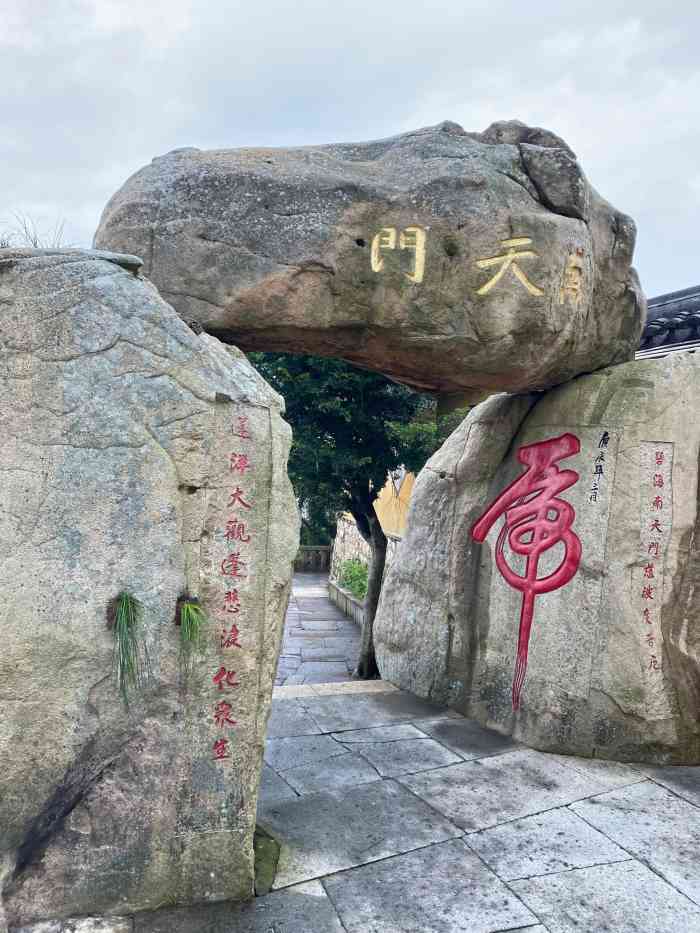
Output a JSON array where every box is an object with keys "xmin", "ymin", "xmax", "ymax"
[
  {"xmin": 559, "ymin": 248, "xmax": 585, "ymax": 305},
  {"xmin": 476, "ymin": 237, "xmax": 544, "ymax": 297},
  {"xmin": 370, "ymin": 225, "xmax": 426, "ymax": 284}
]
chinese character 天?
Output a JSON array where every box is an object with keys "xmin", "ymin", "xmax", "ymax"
[
  {"xmin": 476, "ymin": 237, "xmax": 544, "ymax": 297},
  {"xmin": 228, "ymin": 486, "xmax": 252, "ymax": 511}
]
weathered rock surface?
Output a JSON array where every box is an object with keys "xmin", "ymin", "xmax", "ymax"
[
  {"xmin": 0, "ymin": 249, "xmax": 299, "ymax": 927},
  {"xmin": 94, "ymin": 121, "xmax": 644, "ymax": 399},
  {"xmin": 375, "ymin": 351, "xmax": 700, "ymax": 763}
]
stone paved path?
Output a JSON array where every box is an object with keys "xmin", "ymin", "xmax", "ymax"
[
  {"xmin": 31, "ymin": 689, "xmax": 700, "ymax": 932},
  {"xmin": 275, "ymin": 572, "xmax": 360, "ymax": 686}
]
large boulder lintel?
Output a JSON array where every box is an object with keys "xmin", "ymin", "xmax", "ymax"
[{"xmin": 94, "ymin": 120, "xmax": 645, "ymax": 398}]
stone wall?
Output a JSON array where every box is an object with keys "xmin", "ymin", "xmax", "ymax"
[{"xmin": 330, "ymin": 514, "xmax": 400, "ymax": 582}]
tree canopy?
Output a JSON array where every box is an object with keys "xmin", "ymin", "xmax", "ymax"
[{"xmin": 249, "ymin": 352, "xmax": 433, "ymax": 545}]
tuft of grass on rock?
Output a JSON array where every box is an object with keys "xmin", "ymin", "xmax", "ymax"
[
  {"xmin": 107, "ymin": 591, "xmax": 151, "ymax": 706},
  {"xmin": 177, "ymin": 595, "xmax": 208, "ymax": 683}
]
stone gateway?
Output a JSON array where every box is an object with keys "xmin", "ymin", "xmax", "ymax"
[{"xmin": 0, "ymin": 249, "xmax": 299, "ymax": 927}]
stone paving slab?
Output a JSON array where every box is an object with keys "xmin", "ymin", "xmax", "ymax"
[
  {"xmin": 415, "ymin": 717, "xmax": 519, "ymax": 760},
  {"xmin": 511, "ymin": 860, "xmax": 700, "ymax": 933},
  {"xmin": 259, "ymin": 763, "xmax": 299, "ymax": 806},
  {"xmin": 400, "ymin": 749, "xmax": 611, "ymax": 832},
  {"xmin": 352, "ymin": 737, "xmax": 462, "ymax": 776},
  {"xmin": 640, "ymin": 764, "xmax": 700, "ymax": 806},
  {"xmin": 467, "ymin": 805, "xmax": 629, "ymax": 881},
  {"xmin": 323, "ymin": 838, "xmax": 538, "ymax": 933},
  {"xmin": 266, "ymin": 699, "xmax": 322, "ymax": 738},
  {"xmin": 285, "ymin": 669, "xmax": 353, "ymax": 685},
  {"xmin": 571, "ymin": 780, "xmax": 700, "ymax": 905},
  {"xmin": 264, "ymin": 734, "xmax": 346, "ymax": 771},
  {"xmin": 132, "ymin": 880, "xmax": 345, "ymax": 932},
  {"xmin": 330, "ymin": 724, "xmax": 430, "ymax": 743},
  {"xmin": 300, "ymin": 691, "xmax": 452, "ymax": 732},
  {"xmin": 279, "ymin": 752, "xmax": 380, "ymax": 795},
  {"xmin": 546, "ymin": 753, "xmax": 645, "ymax": 790},
  {"xmin": 258, "ymin": 779, "xmax": 462, "ymax": 889}
]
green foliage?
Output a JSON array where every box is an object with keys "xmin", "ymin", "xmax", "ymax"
[
  {"xmin": 248, "ymin": 353, "xmax": 434, "ymax": 542},
  {"xmin": 178, "ymin": 597, "xmax": 208, "ymax": 682},
  {"xmin": 385, "ymin": 405, "xmax": 471, "ymax": 473},
  {"xmin": 338, "ymin": 558, "xmax": 369, "ymax": 600},
  {"xmin": 109, "ymin": 591, "xmax": 151, "ymax": 706}
]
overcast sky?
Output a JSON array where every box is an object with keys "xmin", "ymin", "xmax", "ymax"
[{"xmin": 2, "ymin": 0, "xmax": 698, "ymax": 299}]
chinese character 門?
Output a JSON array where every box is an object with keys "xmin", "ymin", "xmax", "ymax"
[{"xmin": 647, "ymin": 541, "xmax": 660, "ymax": 557}]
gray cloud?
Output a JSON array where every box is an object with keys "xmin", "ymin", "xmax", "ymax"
[{"xmin": 2, "ymin": 0, "xmax": 697, "ymax": 297}]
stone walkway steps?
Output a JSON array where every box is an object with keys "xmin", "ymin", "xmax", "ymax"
[{"xmin": 275, "ymin": 572, "xmax": 361, "ymax": 686}]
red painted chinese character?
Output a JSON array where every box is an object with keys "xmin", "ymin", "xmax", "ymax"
[
  {"xmin": 643, "ymin": 563, "xmax": 655, "ymax": 579},
  {"xmin": 225, "ymin": 518, "xmax": 251, "ymax": 543},
  {"xmin": 652, "ymin": 496, "xmax": 663, "ymax": 511},
  {"xmin": 655, "ymin": 451, "xmax": 665, "ymax": 466},
  {"xmin": 214, "ymin": 700, "xmax": 237, "ymax": 728},
  {"xmin": 233, "ymin": 416, "xmax": 251, "ymax": 439},
  {"xmin": 648, "ymin": 655, "xmax": 661, "ymax": 672},
  {"xmin": 213, "ymin": 738, "xmax": 230, "ymax": 760},
  {"xmin": 642, "ymin": 585, "xmax": 655, "ymax": 600},
  {"xmin": 472, "ymin": 433, "xmax": 581, "ymax": 710},
  {"xmin": 645, "ymin": 633, "xmax": 656, "ymax": 647},
  {"xmin": 213, "ymin": 667, "xmax": 240, "ymax": 690},
  {"xmin": 643, "ymin": 608, "xmax": 652, "ymax": 624},
  {"xmin": 223, "ymin": 590, "xmax": 241, "ymax": 613},
  {"xmin": 230, "ymin": 453, "xmax": 252, "ymax": 475},
  {"xmin": 653, "ymin": 474, "xmax": 664, "ymax": 489},
  {"xmin": 221, "ymin": 552, "xmax": 246, "ymax": 578},
  {"xmin": 228, "ymin": 486, "xmax": 252, "ymax": 510},
  {"xmin": 220, "ymin": 622, "xmax": 242, "ymax": 649},
  {"xmin": 647, "ymin": 541, "xmax": 660, "ymax": 557},
  {"xmin": 650, "ymin": 519, "xmax": 663, "ymax": 534}
]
